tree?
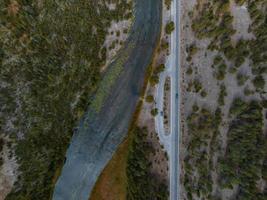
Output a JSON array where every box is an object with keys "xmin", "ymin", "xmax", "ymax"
[
  {"xmin": 151, "ymin": 108, "xmax": 158, "ymax": 116},
  {"xmin": 253, "ymin": 75, "xmax": 265, "ymax": 89},
  {"xmin": 165, "ymin": 21, "xmax": 175, "ymax": 34}
]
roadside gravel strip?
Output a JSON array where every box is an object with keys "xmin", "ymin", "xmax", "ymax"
[{"xmin": 52, "ymin": 1, "xmax": 162, "ymax": 200}]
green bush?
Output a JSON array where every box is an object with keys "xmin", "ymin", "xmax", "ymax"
[
  {"xmin": 151, "ymin": 108, "xmax": 159, "ymax": 116},
  {"xmin": 186, "ymin": 66, "xmax": 193, "ymax": 75},
  {"xmin": 165, "ymin": 21, "xmax": 175, "ymax": 34},
  {"xmin": 236, "ymin": 73, "xmax": 249, "ymax": 86},
  {"xmin": 145, "ymin": 95, "xmax": 154, "ymax": 103},
  {"xmin": 218, "ymin": 84, "xmax": 227, "ymax": 106},
  {"xmin": 200, "ymin": 90, "xmax": 207, "ymax": 98},
  {"xmin": 253, "ymin": 75, "xmax": 265, "ymax": 89}
]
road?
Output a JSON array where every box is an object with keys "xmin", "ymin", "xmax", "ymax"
[{"xmin": 155, "ymin": 0, "xmax": 180, "ymax": 199}]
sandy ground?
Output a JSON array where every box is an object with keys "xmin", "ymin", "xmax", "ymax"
[
  {"xmin": 0, "ymin": 137, "xmax": 18, "ymax": 200},
  {"xmin": 102, "ymin": 19, "xmax": 132, "ymax": 71}
]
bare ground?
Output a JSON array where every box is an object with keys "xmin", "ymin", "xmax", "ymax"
[{"xmin": 0, "ymin": 137, "xmax": 18, "ymax": 200}]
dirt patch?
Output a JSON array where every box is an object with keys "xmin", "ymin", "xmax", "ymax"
[
  {"xmin": 230, "ymin": 0, "xmax": 255, "ymax": 43},
  {"xmin": 7, "ymin": 0, "xmax": 19, "ymax": 16}
]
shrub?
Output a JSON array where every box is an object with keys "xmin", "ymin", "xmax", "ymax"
[
  {"xmin": 253, "ymin": 75, "xmax": 265, "ymax": 89},
  {"xmin": 219, "ymin": 101, "xmax": 267, "ymax": 199},
  {"xmin": 155, "ymin": 64, "xmax": 165, "ymax": 74},
  {"xmin": 236, "ymin": 73, "xmax": 249, "ymax": 86},
  {"xmin": 218, "ymin": 84, "xmax": 227, "ymax": 106},
  {"xmin": 165, "ymin": 0, "xmax": 172, "ymax": 10},
  {"xmin": 186, "ymin": 66, "xmax": 193, "ymax": 75},
  {"xmin": 193, "ymin": 79, "xmax": 202, "ymax": 93},
  {"xmin": 165, "ymin": 21, "xmax": 175, "ymax": 34},
  {"xmin": 201, "ymin": 90, "xmax": 207, "ymax": 98},
  {"xmin": 151, "ymin": 108, "xmax": 158, "ymax": 116},
  {"xmin": 146, "ymin": 95, "xmax": 154, "ymax": 103}
]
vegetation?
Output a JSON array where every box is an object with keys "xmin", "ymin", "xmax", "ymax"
[
  {"xmin": 149, "ymin": 64, "xmax": 165, "ymax": 86},
  {"xmin": 184, "ymin": 0, "xmax": 267, "ymax": 199},
  {"xmin": 146, "ymin": 95, "xmax": 155, "ymax": 103},
  {"xmin": 187, "ymin": 79, "xmax": 203, "ymax": 93},
  {"xmin": 165, "ymin": 21, "xmax": 175, "ymax": 34},
  {"xmin": 186, "ymin": 66, "xmax": 193, "ymax": 75},
  {"xmin": 0, "ymin": 138, "xmax": 4, "ymax": 166},
  {"xmin": 90, "ymin": 130, "xmax": 131, "ymax": 200},
  {"xmin": 164, "ymin": 0, "xmax": 172, "ymax": 10},
  {"xmin": 186, "ymin": 44, "xmax": 198, "ymax": 61},
  {"xmin": 236, "ymin": 72, "xmax": 249, "ymax": 86},
  {"xmin": 219, "ymin": 100, "xmax": 267, "ymax": 199},
  {"xmin": 151, "ymin": 108, "xmax": 159, "ymax": 116},
  {"xmin": 160, "ymin": 40, "xmax": 169, "ymax": 51},
  {"xmin": 218, "ymin": 84, "xmax": 227, "ymax": 106},
  {"xmin": 200, "ymin": 90, "xmax": 207, "ymax": 98},
  {"xmin": 184, "ymin": 108, "xmax": 221, "ymax": 199},
  {"xmin": 248, "ymin": 0, "xmax": 267, "ymax": 81},
  {"xmin": 253, "ymin": 75, "xmax": 265, "ymax": 90},
  {"xmin": 0, "ymin": 0, "xmax": 133, "ymax": 199},
  {"xmin": 126, "ymin": 126, "xmax": 168, "ymax": 200}
]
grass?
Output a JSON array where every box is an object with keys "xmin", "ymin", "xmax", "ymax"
[
  {"xmin": 90, "ymin": 99, "xmax": 143, "ymax": 200},
  {"xmin": 90, "ymin": 131, "xmax": 132, "ymax": 200}
]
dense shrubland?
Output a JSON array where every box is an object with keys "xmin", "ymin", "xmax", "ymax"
[
  {"xmin": 184, "ymin": 108, "xmax": 221, "ymax": 199},
  {"xmin": 219, "ymin": 100, "xmax": 267, "ymax": 199},
  {"xmin": 126, "ymin": 126, "xmax": 168, "ymax": 200},
  {"xmin": 185, "ymin": 100, "xmax": 267, "ymax": 199},
  {"xmin": 0, "ymin": 0, "xmax": 132, "ymax": 199}
]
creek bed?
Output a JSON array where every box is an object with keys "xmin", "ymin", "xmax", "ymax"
[{"xmin": 52, "ymin": 0, "xmax": 162, "ymax": 200}]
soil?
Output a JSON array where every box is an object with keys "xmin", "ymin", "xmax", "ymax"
[{"xmin": 0, "ymin": 137, "xmax": 17, "ymax": 200}]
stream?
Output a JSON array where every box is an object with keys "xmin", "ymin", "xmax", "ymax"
[{"xmin": 53, "ymin": 1, "xmax": 162, "ymax": 199}]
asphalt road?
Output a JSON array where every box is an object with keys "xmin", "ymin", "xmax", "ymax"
[{"xmin": 155, "ymin": 0, "xmax": 180, "ymax": 199}]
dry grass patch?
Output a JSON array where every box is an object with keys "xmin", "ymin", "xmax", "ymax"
[{"xmin": 90, "ymin": 137, "xmax": 131, "ymax": 200}]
